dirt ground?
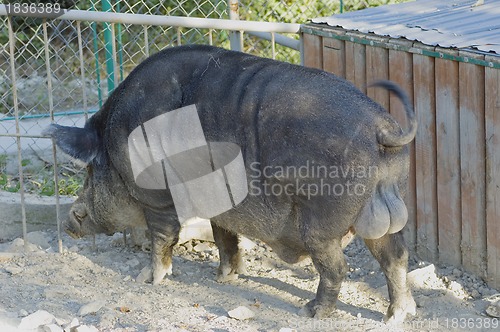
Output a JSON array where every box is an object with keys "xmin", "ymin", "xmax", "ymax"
[{"xmin": 1, "ymin": 229, "xmax": 499, "ymax": 332}]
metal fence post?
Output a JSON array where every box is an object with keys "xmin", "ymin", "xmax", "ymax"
[
  {"xmin": 102, "ymin": 0, "xmax": 116, "ymax": 92},
  {"xmin": 7, "ymin": 16, "xmax": 28, "ymax": 251},
  {"xmin": 91, "ymin": 2, "xmax": 103, "ymax": 107},
  {"xmin": 116, "ymin": 0, "xmax": 124, "ymax": 81},
  {"xmin": 228, "ymin": 0, "xmax": 241, "ymax": 52},
  {"xmin": 43, "ymin": 20, "xmax": 63, "ymax": 253}
]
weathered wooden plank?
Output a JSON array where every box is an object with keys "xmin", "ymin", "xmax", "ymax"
[
  {"xmin": 302, "ymin": 34, "xmax": 323, "ymax": 70},
  {"xmin": 345, "ymin": 33, "xmax": 366, "ymax": 94},
  {"xmin": 406, "ymin": 142, "xmax": 417, "ymax": 254},
  {"xmin": 459, "ymin": 51, "xmax": 486, "ymax": 278},
  {"xmin": 388, "ymin": 46, "xmax": 416, "ymax": 252},
  {"xmin": 323, "ymin": 38, "xmax": 346, "ymax": 78},
  {"xmin": 345, "ymin": 41, "xmax": 355, "ymax": 85},
  {"xmin": 485, "ymin": 56, "xmax": 500, "ymax": 289},
  {"xmin": 366, "ymin": 41, "xmax": 389, "ymax": 110},
  {"xmin": 413, "ymin": 48, "xmax": 438, "ymax": 262},
  {"xmin": 435, "ymin": 49, "xmax": 462, "ymax": 267}
]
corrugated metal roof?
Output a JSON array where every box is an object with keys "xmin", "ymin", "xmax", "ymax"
[{"xmin": 311, "ymin": 0, "xmax": 500, "ymax": 55}]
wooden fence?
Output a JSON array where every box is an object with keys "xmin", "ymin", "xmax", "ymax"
[{"xmin": 301, "ymin": 25, "xmax": 500, "ymax": 289}]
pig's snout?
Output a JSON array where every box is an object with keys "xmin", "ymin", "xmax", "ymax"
[
  {"xmin": 72, "ymin": 206, "xmax": 87, "ymax": 225},
  {"xmin": 65, "ymin": 204, "xmax": 88, "ymax": 239}
]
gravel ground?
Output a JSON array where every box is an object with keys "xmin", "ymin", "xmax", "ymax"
[{"xmin": 1, "ymin": 229, "xmax": 499, "ymax": 332}]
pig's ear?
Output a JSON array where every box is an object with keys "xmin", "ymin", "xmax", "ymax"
[{"xmin": 42, "ymin": 124, "xmax": 100, "ymax": 164}]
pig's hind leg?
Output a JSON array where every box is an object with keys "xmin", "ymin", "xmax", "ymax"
[
  {"xmin": 211, "ymin": 221, "xmax": 246, "ymax": 282},
  {"xmin": 364, "ymin": 232, "xmax": 416, "ymax": 323},
  {"xmin": 298, "ymin": 206, "xmax": 348, "ymax": 318}
]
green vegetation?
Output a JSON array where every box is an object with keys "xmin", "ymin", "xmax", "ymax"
[{"xmin": 0, "ymin": 154, "xmax": 85, "ymax": 196}]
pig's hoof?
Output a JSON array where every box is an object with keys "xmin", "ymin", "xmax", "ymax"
[
  {"xmin": 298, "ymin": 300, "xmax": 335, "ymax": 318},
  {"xmin": 216, "ymin": 264, "xmax": 246, "ymax": 283},
  {"xmin": 216, "ymin": 270, "xmax": 239, "ymax": 283},
  {"xmin": 236, "ymin": 264, "xmax": 247, "ymax": 276},
  {"xmin": 384, "ymin": 297, "xmax": 416, "ymax": 324},
  {"xmin": 216, "ymin": 273, "xmax": 239, "ymax": 283},
  {"xmin": 152, "ymin": 263, "xmax": 173, "ymax": 285}
]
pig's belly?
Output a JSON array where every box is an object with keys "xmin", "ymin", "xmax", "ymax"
[{"xmin": 211, "ymin": 194, "xmax": 309, "ymax": 263}]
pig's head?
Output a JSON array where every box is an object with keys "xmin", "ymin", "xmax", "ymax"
[{"xmin": 43, "ymin": 123, "xmax": 146, "ymax": 238}]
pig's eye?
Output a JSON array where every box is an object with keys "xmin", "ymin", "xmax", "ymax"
[{"xmin": 73, "ymin": 210, "xmax": 87, "ymax": 224}]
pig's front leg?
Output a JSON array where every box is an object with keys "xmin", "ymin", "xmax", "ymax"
[
  {"xmin": 210, "ymin": 221, "xmax": 246, "ymax": 282},
  {"xmin": 144, "ymin": 208, "xmax": 180, "ymax": 285}
]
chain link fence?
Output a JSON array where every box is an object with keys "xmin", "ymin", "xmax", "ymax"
[{"xmin": 0, "ymin": 0, "xmax": 408, "ymax": 242}]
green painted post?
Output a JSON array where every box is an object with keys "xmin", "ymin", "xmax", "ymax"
[
  {"xmin": 102, "ymin": 0, "xmax": 115, "ymax": 93},
  {"xmin": 90, "ymin": 2, "xmax": 103, "ymax": 107},
  {"xmin": 116, "ymin": 0, "xmax": 124, "ymax": 81},
  {"xmin": 340, "ymin": 0, "xmax": 344, "ymax": 13}
]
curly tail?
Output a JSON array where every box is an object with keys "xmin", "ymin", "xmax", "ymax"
[{"xmin": 369, "ymin": 80, "xmax": 417, "ymax": 147}]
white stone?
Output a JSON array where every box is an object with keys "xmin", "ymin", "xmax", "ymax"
[
  {"xmin": 26, "ymin": 231, "xmax": 52, "ymax": 249},
  {"xmin": 18, "ymin": 310, "xmax": 56, "ymax": 330},
  {"xmin": 78, "ymin": 300, "xmax": 106, "ymax": 316},
  {"xmin": 227, "ymin": 306, "xmax": 255, "ymax": 320},
  {"xmin": 18, "ymin": 309, "xmax": 28, "ymax": 317},
  {"xmin": 73, "ymin": 325, "xmax": 99, "ymax": 332},
  {"xmin": 41, "ymin": 323, "xmax": 64, "ymax": 332},
  {"xmin": 279, "ymin": 329, "xmax": 297, "ymax": 332},
  {"xmin": 5, "ymin": 265, "xmax": 23, "ymax": 275},
  {"xmin": 7, "ymin": 238, "xmax": 40, "ymax": 253},
  {"xmin": 239, "ymin": 237, "xmax": 256, "ymax": 251},
  {"xmin": 63, "ymin": 317, "xmax": 79, "ymax": 330},
  {"xmin": 54, "ymin": 317, "xmax": 67, "ymax": 326},
  {"xmin": 486, "ymin": 300, "xmax": 500, "ymax": 318},
  {"xmin": 407, "ymin": 264, "xmax": 437, "ymax": 288},
  {"xmin": 193, "ymin": 242, "xmax": 212, "ymax": 252},
  {"xmin": 178, "ymin": 218, "xmax": 214, "ymax": 244}
]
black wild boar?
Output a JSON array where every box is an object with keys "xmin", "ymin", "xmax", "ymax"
[{"xmin": 45, "ymin": 45, "xmax": 417, "ymax": 322}]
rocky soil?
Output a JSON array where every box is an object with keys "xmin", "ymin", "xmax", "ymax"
[{"xmin": 1, "ymin": 229, "xmax": 499, "ymax": 332}]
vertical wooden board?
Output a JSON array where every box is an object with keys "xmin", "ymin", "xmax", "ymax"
[
  {"xmin": 345, "ymin": 41, "xmax": 355, "ymax": 84},
  {"xmin": 435, "ymin": 54, "xmax": 462, "ymax": 267},
  {"xmin": 354, "ymin": 43, "xmax": 367, "ymax": 94},
  {"xmin": 388, "ymin": 49, "xmax": 416, "ymax": 251},
  {"xmin": 366, "ymin": 45, "xmax": 389, "ymax": 110},
  {"xmin": 323, "ymin": 38, "xmax": 345, "ymax": 78},
  {"xmin": 302, "ymin": 34, "xmax": 323, "ymax": 70},
  {"xmin": 345, "ymin": 38, "xmax": 366, "ymax": 94},
  {"xmin": 459, "ymin": 52, "xmax": 486, "ymax": 278},
  {"xmin": 407, "ymin": 136, "xmax": 417, "ymax": 253},
  {"xmin": 485, "ymin": 57, "xmax": 500, "ymax": 289},
  {"xmin": 413, "ymin": 52, "xmax": 438, "ymax": 262}
]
